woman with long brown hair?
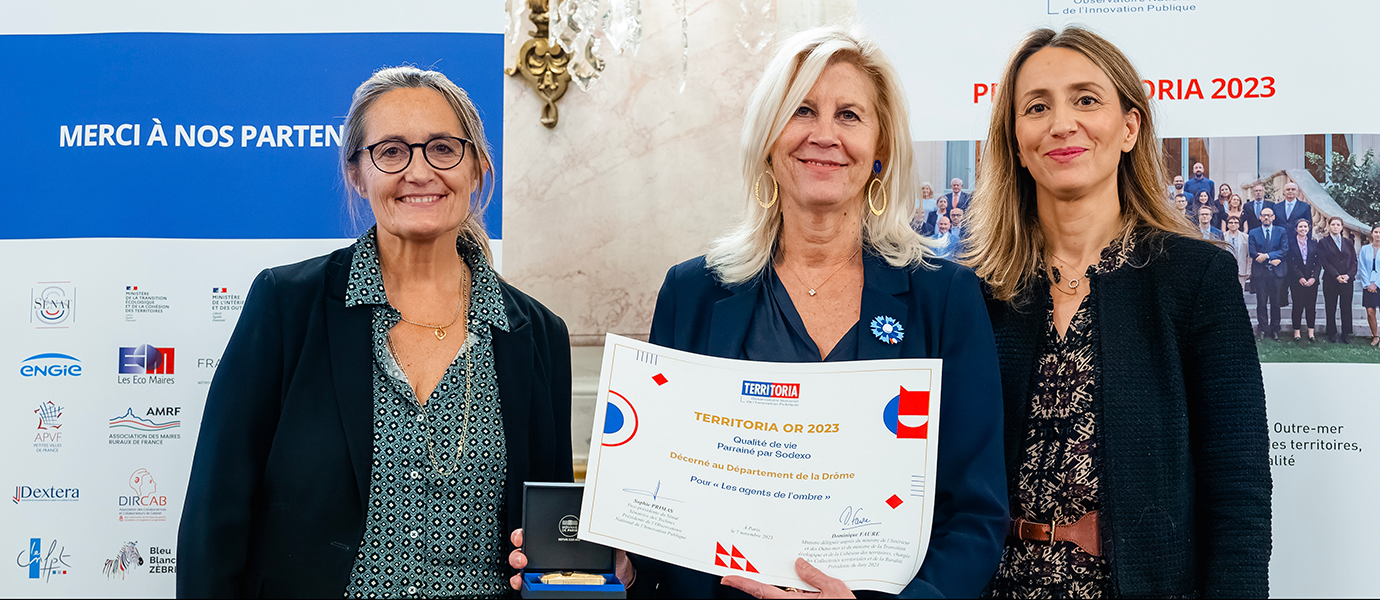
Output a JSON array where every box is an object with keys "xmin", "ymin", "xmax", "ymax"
[{"xmin": 962, "ymin": 27, "xmax": 1271, "ymax": 598}]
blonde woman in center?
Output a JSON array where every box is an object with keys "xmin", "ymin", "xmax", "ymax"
[{"xmin": 607, "ymin": 24, "xmax": 1008, "ymax": 599}]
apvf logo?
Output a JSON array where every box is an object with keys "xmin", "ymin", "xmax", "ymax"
[{"xmin": 32, "ymin": 401, "xmax": 65, "ymax": 453}]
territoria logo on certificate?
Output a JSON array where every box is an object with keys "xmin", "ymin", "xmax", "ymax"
[{"xmin": 740, "ymin": 380, "xmax": 802, "ymax": 407}]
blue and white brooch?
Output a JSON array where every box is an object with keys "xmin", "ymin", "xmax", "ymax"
[{"xmin": 870, "ymin": 315, "xmax": 904, "ymax": 345}]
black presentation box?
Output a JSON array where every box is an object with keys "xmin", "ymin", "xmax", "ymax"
[{"xmin": 520, "ymin": 482, "xmax": 625, "ymax": 599}]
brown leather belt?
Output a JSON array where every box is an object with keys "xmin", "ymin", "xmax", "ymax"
[{"xmin": 1009, "ymin": 510, "xmax": 1101, "ymax": 557}]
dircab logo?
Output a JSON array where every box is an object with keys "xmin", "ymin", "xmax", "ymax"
[
  {"xmin": 19, "ymin": 353, "xmax": 82, "ymax": 378},
  {"xmin": 117, "ymin": 468, "xmax": 169, "ymax": 522},
  {"xmin": 31, "ymin": 283, "xmax": 76, "ymax": 328},
  {"xmin": 117, "ymin": 345, "xmax": 174, "ymax": 385}
]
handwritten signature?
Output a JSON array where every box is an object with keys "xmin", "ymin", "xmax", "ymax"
[
  {"xmin": 839, "ymin": 506, "xmax": 879, "ymax": 531},
  {"xmin": 623, "ymin": 480, "xmax": 683, "ymax": 503},
  {"xmin": 15, "ymin": 539, "xmax": 71, "ymax": 582}
]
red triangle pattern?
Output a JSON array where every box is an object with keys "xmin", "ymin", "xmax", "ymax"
[{"xmin": 714, "ymin": 541, "xmax": 753, "ymax": 572}]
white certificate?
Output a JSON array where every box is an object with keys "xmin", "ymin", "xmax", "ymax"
[{"xmin": 578, "ymin": 335, "xmax": 941, "ymax": 594}]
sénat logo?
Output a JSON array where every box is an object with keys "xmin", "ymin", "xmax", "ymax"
[
  {"xmin": 741, "ymin": 380, "xmax": 800, "ymax": 399},
  {"xmin": 31, "ymin": 283, "xmax": 76, "ymax": 328},
  {"xmin": 19, "ymin": 353, "xmax": 82, "ymax": 378}
]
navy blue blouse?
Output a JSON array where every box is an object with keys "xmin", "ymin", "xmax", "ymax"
[{"xmin": 743, "ymin": 264, "xmax": 860, "ymax": 362}]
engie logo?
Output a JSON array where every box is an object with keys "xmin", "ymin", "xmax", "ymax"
[
  {"xmin": 741, "ymin": 381, "xmax": 800, "ymax": 399},
  {"xmin": 12, "ymin": 486, "xmax": 80, "ymax": 504},
  {"xmin": 31, "ymin": 284, "xmax": 76, "ymax": 327},
  {"xmin": 19, "ymin": 353, "xmax": 82, "ymax": 378}
]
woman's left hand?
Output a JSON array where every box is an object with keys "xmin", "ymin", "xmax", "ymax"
[{"xmin": 721, "ymin": 558, "xmax": 855, "ymax": 599}]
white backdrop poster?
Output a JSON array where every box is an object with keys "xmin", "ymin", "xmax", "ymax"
[
  {"xmin": 859, "ymin": 0, "xmax": 1380, "ymax": 597},
  {"xmin": 1, "ymin": 2, "xmax": 501, "ymax": 597}
]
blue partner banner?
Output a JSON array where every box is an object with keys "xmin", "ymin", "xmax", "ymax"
[{"xmin": 0, "ymin": 32, "xmax": 502, "ymax": 240}]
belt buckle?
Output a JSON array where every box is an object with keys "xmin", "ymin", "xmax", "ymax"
[{"xmin": 1047, "ymin": 521, "xmax": 1057, "ymax": 544}]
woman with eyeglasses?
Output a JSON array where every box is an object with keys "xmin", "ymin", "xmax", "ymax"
[{"xmin": 178, "ymin": 66, "xmax": 573, "ymax": 598}]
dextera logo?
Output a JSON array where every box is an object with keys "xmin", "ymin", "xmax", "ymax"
[
  {"xmin": 118, "ymin": 345, "xmax": 174, "ymax": 375},
  {"xmin": 19, "ymin": 353, "xmax": 82, "ymax": 377},
  {"xmin": 741, "ymin": 381, "xmax": 801, "ymax": 399}
]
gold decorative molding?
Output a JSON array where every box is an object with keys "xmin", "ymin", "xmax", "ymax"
[{"xmin": 506, "ymin": 0, "xmax": 571, "ymax": 128}]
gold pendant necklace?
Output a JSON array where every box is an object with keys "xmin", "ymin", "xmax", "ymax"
[
  {"xmin": 395, "ymin": 273, "xmax": 470, "ymax": 340},
  {"xmin": 781, "ymin": 247, "xmax": 861, "ymax": 296}
]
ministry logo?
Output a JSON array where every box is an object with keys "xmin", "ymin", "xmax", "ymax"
[{"xmin": 31, "ymin": 283, "xmax": 76, "ymax": 328}]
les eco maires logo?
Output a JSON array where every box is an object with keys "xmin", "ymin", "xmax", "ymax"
[
  {"xmin": 118, "ymin": 345, "xmax": 175, "ymax": 384},
  {"xmin": 19, "ymin": 353, "xmax": 82, "ymax": 378}
]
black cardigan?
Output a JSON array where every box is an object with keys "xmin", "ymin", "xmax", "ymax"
[
  {"xmin": 177, "ymin": 245, "xmax": 573, "ymax": 598},
  {"xmin": 983, "ymin": 234, "xmax": 1271, "ymax": 598}
]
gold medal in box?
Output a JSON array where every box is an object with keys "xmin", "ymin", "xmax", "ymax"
[
  {"xmin": 539, "ymin": 572, "xmax": 608, "ymax": 585},
  {"xmin": 521, "ymin": 482, "xmax": 624, "ymax": 598}
]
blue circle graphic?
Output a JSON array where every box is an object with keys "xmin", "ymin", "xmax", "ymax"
[
  {"xmin": 881, "ymin": 395, "xmax": 900, "ymax": 435},
  {"xmin": 604, "ymin": 404, "xmax": 625, "ymax": 435}
]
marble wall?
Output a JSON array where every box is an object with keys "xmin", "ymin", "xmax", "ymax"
[{"xmin": 503, "ymin": 0, "xmax": 856, "ymax": 344}]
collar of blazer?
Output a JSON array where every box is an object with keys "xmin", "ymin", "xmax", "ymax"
[{"xmin": 706, "ymin": 251, "xmax": 912, "ymax": 360}]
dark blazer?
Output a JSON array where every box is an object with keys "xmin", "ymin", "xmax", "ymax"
[
  {"xmin": 177, "ymin": 245, "xmax": 573, "ymax": 598},
  {"xmin": 1248, "ymin": 224, "xmax": 1288, "ymax": 278},
  {"xmin": 1285, "ymin": 235, "xmax": 1321, "ymax": 283},
  {"xmin": 984, "ymin": 234, "xmax": 1271, "ymax": 598},
  {"xmin": 1275, "ymin": 199, "xmax": 1312, "ymax": 229},
  {"xmin": 1319, "ymin": 234, "xmax": 1358, "ymax": 281},
  {"xmin": 1243, "ymin": 199, "xmax": 1277, "ymax": 231},
  {"xmin": 636, "ymin": 254, "xmax": 1008, "ymax": 598},
  {"xmin": 944, "ymin": 191, "xmax": 972, "ymax": 211}
]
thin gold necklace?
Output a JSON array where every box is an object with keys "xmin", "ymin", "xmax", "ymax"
[
  {"xmin": 1047, "ymin": 253, "xmax": 1088, "ymax": 295},
  {"xmin": 780, "ymin": 246, "xmax": 861, "ymax": 297},
  {"xmin": 386, "ymin": 333, "xmax": 472, "ymax": 476},
  {"xmin": 395, "ymin": 273, "xmax": 470, "ymax": 341}
]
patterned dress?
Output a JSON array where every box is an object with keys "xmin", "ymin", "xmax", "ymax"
[
  {"xmin": 343, "ymin": 228, "xmax": 511, "ymax": 599},
  {"xmin": 984, "ymin": 237, "xmax": 1137, "ymax": 599}
]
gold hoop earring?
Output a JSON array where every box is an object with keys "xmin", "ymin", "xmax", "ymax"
[
  {"xmin": 755, "ymin": 171, "xmax": 779, "ymax": 209},
  {"xmin": 867, "ymin": 178, "xmax": 887, "ymax": 216}
]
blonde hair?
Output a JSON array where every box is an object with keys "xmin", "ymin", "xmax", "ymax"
[
  {"xmin": 705, "ymin": 24, "xmax": 934, "ymax": 285},
  {"xmin": 341, "ymin": 66, "xmax": 496, "ymax": 263},
  {"xmin": 963, "ymin": 27, "xmax": 1197, "ymax": 303}
]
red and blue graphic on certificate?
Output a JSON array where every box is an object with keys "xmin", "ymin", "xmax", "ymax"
[{"xmin": 578, "ymin": 335, "xmax": 942, "ymax": 594}]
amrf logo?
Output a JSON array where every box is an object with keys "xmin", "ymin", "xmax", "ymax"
[{"xmin": 19, "ymin": 353, "xmax": 82, "ymax": 378}]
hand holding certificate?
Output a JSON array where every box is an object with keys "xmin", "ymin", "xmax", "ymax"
[{"xmin": 578, "ymin": 336, "xmax": 942, "ymax": 594}]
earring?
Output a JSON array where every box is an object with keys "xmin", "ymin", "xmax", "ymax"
[
  {"xmin": 755, "ymin": 170, "xmax": 779, "ymax": 209},
  {"xmin": 867, "ymin": 178, "xmax": 887, "ymax": 216}
]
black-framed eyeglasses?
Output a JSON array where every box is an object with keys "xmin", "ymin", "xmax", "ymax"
[{"xmin": 356, "ymin": 136, "xmax": 471, "ymax": 174}]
